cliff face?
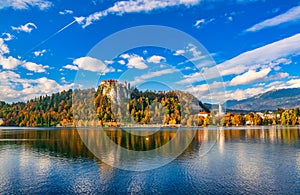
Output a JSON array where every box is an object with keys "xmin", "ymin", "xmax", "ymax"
[{"xmin": 100, "ymin": 80, "xmax": 131, "ymax": 105}]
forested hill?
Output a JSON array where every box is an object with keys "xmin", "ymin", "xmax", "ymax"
[
  {"xmin": 0, "ymin": 90, "xmax": 73, "ymax": 127},
  {"xmin": 89, "ymin": 80, "xmax": 209, "ymax": 126},
  {"xmin": 0, "ymin": 80, "xmax": 209, "ymax": 127}
]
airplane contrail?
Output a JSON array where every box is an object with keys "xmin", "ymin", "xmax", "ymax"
[
  {"xmin": 23, "ymin": 19, "xmax": 77, "ymax": 56},
  {"xmin": 56, "ymin": 19, "xmax": 77, "ymax": 34}
]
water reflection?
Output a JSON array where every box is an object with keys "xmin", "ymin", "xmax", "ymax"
[
  {"xmin": 0, "ymin": 127, "xmax": 299, "ymax": 194},
  {"xmin": 0, "ymin": 128, "xmax": 94, "ymax": 159},
  {"xmin": 0, "ymin": 126, "xmax": 299, "ymax": 159},
  {"xmin": 217, "ymin": 126, "xmax": 300, "ymax": 145},
  {"xmin": 77, "ymin": 128, "xmax": 197, "ymax": 171}
]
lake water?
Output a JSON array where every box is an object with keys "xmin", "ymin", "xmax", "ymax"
[{"xmin": 0, "ymin": 126, "xmax": 299, "ymax": 194}]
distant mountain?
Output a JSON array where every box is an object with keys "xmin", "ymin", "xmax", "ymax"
[{"xmin": 225, "ymin": 88, "xmax": 300, "ymax": 111}]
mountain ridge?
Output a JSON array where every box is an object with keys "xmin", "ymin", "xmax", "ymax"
[{"xmin": 225, "ymin": 88, "xmax": 300, "ymax": 111}]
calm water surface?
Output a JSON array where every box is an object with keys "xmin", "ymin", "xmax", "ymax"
[{"xmin": 0, "ymin": 126, "xmax": 299, "ymax": 194}]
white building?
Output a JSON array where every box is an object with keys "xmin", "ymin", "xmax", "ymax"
[{"xmin": 216, "ymin": 104, "xmax": 224, "ymax": 117}]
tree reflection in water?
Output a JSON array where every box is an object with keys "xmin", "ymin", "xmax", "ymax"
[{"xmin": 0, "ymin": 126, "xmax": 299, "ymax": 161}]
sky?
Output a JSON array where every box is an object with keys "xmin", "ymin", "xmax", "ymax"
[{"xmin": 1, "ymin": 0, "xmax": 300, "ymax": 103}]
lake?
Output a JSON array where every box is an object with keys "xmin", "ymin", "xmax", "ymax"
[{"xmin": 0, "ymin": 126, "xmax": 299, "ymax": 194}]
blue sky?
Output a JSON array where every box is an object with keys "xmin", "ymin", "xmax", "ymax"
[{"xmin": 1, "ymin": 0, "xmax": 300, "ymax": 103}]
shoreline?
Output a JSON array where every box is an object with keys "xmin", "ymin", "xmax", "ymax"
[{"xmin": 1, "ymin": 125, "xmax": 299, "ymax": 131}]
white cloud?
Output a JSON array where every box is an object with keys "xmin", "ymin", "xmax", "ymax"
[
  {"xmin": 274, "ymin": 58, "xmax": 292, "ymax": 65},
  {"xmin": 266, "ymin": 78, "xmax": 300, "ymax": 91},
  {"xmin": 107, "ymin": 0, "xmax": 199, "ymax": 14},
  {"xmin": 265, "ymin": 79, "xmax": 300, "ymax": 91},
  {"xmin": 246, "ymin": 5, "xmax": 300, "ymax": 32},
  {"xmin": 193, "ymin": 18, "xmax": 214, "ymax": 28},
  {"xmin": 178, "ymin": 33, "xmax": 300, "ymax": 91},
  {"xmin": 176, "ymin": 71, "xmax": 202, "ymax": 84},
  {"xmin": 59, "ymin": 9, "xmax": 73, "ymax": 15},
  {"xmin": 216, "ymin": 74, "xmax": 298, "ymax": 101},
  {"xmin": 104, "ymin": 60, "xmax": 114, "ymax": 65},
  {"xmin": 118, "ymin": 60, "xmax": 125, "ymax": 65},
  {"xmin": 230, "ymin": 68, "xmax": 271, "ymax": 86},
  {"xmin": 74, "ymin": 16, "xmax": 85, "ymax": 24},
  {"xmin": 194, "ymin": 19, "xmax": 205, "ymax": 28},
  {"xmin": 33, "ymin": 49, "xmax": 46, "ymax": 57},
  {"xmin": 63, "ymin": 64, "xmax": 79, "ymax": 71},
  {"xmin": 188, "ymin": 43, "xmax": 201, "ymax": 59},
  {"xmin": 22, "ymin": 62, "xmax": 48, "ymax": 73},
  {"xmin": 267, "ymin": 72, "xmax": 289, "ymax": 81},
  {"xmin": 120, "ymin": 53, "xmax": 130, "ymax": 59},
  {"xmin": 61, "ymin": 77, "xmax": 67, "ymax": 83},
  {"xmin": 12, "ymin": 22, "xmax": 37, "ymax": 33},
  {"xmin": 76, "ymin": 0, "xmax": 200, "ymax": 28},
  {"xmin": 0, "ymin": 71, "xmax": 73, "ymax": 103},
  {"xmin": 0, "ymin": 0, "xmax": 52, "ymax": 10},
  {"xmin": 174, "ymin": 49, "xmax": 185, "ymax": 56},
  {"xmin": 256, "ymin": 83, "xmax": 265, "ymax": 87},
  {"xmin": 2, "ymin": 33, "xmax": 13, "ymax": 41},
  {"xmin": 119, "ymin": 53, "xmax": 148, "ymax": 69},
  {"xmin": 176, "ymin": 43, "xmax": 207, "ymax": 65},
  {"xmin": 0, "ymin": 55, "xmax": 21, "ymax": 69},
  {"xmin": 194, "ymin": 86, "xmax": 265, "ymax": 102},
  {"xmin": 217, "ymin": 33, "xmax": 300, "ymax": 77},
  {"xmin": 230, "ymin": 87, "xmax": 264, "ymax": 100},
  {"xmin": 126, "ymin": 54, "xmax": 148, "ymax": 69},
  {"xmin": 139, "ymin": 69, "xmax": 175, "ymax": 80},
  {"xmin": 267, "ymin": 57, "xmax": 292, "ymax": 71},
  {"xmin": 0, "ymin": 70, "xmax": 20, "ymax": 84},
  {"xmin": 177, "ymin": 32, "xmax": 300, "ymax": 101},
  {"xmin": 131, "ymin": 68, "xmax": 177, "ymax": 85},
  {"xmin": 185, "ymin": 81, "xmax": 228, "ymax": 103},
  {"xmin": 73, "ymin": 56, "xmax": 114, "ymax": 72},
  {"xmin": 286, "ymin": 79, "xmax": 300, "ymax": 88},
  {"xmin": 176, "ymin": 64, "xmax": 219, "ymax": 85},
  {"xmin": 25, "ymin": 77, "xmax": 71, "ymax": 95},
  {"xmin": 147, "ymin": 55, "xmax": 166, "ymax": 64},
  {"xmin": 187, "ymin": 81, "xmax": 226, "ymax": 94},
  {"xmin": 266, "ymin": 81, "xmax": 283, "ymax": 88},
  {"xmin": 0, "ymin": 38, "xmax": 10, "ymax": 54},
  {"xmin": 0, "ymin": 54, "xmax": 50, "ymax": 73},
  {"xmin": 73, "ymin": 0, "xmax": 263, "ymax": 28},
  {"xmin": 187, "ymin": 83, "xmax": 209, "ymax": 93},
  {"xmin": 0, "ymin": 28, "xmax": 50, "ymax": 74}
]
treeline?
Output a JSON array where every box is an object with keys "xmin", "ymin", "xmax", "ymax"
[
  {"xmin": 216, "ymin": 108, "xmax": 300, "ymax": 126},
  {"xmin": 0, "ymin": 90, "xmax": 73, "ymax": 126}
]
